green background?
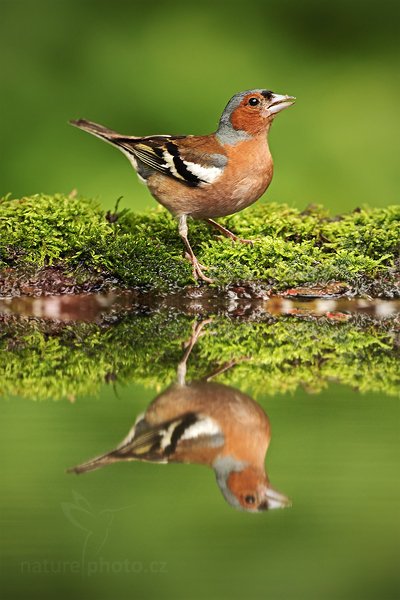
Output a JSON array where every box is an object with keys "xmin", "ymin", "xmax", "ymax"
[
  {"xmin": 2, "ymin": 383, "xmax": 400, "ymax": 600},
  {"xmin": 1, "ymin": 0, "xmax": 399, "ymax": 213}
]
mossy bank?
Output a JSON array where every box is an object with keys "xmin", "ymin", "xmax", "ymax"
[
  {"xmin": 1, "ymin": 193, "xmax": 399, "ymax": 297},
  {"xmin": 1, "ymin": 308, "xmax": 399, "ymax": 401}
]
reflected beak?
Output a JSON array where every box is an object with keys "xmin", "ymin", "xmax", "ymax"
[
  {"xmin": 260, "ymin": 486, "xmax": 292, "ymax": 510},
  {"xmin": 267, "ymin": 93, "xmax": 296, "ymax": 116}
]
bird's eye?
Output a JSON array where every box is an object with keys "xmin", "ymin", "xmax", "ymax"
[
  {"xmin": 245, "ymin": 495, "xmax": 256, "ymax": 504},
  {"xmin": 248, "ymin": 97, "xmax": 260, "ymax": 107}
]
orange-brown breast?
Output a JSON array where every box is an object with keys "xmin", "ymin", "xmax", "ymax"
[
  {"xmin": 146, "ymin": 134, "xmax": 273, "ymax": 219},
  {"xmin": 145, "ymin": 382, "xmax": 271, "ymax": 468}
]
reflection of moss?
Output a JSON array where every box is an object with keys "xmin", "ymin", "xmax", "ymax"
[
  {"xmin": 0, "ymin": 194, "xmax": 399, "ymax": 294},
  {"xmin": 1, "ymin": 311, "xmax": 398, "ymax": 400}
]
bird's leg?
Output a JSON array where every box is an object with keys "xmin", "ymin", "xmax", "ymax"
[
  {"xmin": 205, "ymin": 218, "xmax": 253, "ymax": 245},
  {"xmin": 177, "ymin": 319, "xmax": 213, "ymax": 385},
  {"xmin": 178, "ymin": 215, "xmax": 214, "ymax": 283}
]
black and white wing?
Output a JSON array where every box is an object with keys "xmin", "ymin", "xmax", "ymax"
[
  {"xmin": 119, "ymin": 137, "xmax": 227, "ymax": 187},
  {"xmin": 70, "ymin": 119, "xmax": 227, "ymax": 188}
]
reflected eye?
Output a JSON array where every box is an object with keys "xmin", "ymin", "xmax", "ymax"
[
  {"xmin": 248, "ymin": 97, "xmax": 260, "ymax": 107},
  {"xmin": 245, "ymin": 495, "xmax": 256, "ymax": 504}
]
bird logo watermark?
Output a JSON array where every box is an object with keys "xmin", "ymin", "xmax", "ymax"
[{"xmin": 20, "ymin": 491, "xmax": 167, "ymax": 576}]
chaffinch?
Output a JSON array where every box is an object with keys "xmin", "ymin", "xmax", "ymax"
[
  {"xmin": 71, "ymin": 89, "xmax": 295, "ymax": 282},
  {"xmin": 69, "ymin": 321, "xmax": 291, "ymax": 512}
]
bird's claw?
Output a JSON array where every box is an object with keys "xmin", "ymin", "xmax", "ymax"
[
  {"xmin": 184, "ymin": 253, "xmax": 214, "ymax": 283},
  {"xmin": 193, "ymin": 264, "xmax": 214, "ymax": 284}
]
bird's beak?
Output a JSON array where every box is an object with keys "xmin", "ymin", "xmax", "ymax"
[
  {"xmin": 260, "ymin": 486, "xmax": 292, "ymax": 510},
  {"xmin": 267, "ymin": 93, "xmax": 296, "ymax": 116}
]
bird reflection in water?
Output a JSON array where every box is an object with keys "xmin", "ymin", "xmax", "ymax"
[{"xmin": 68, "ymin": 320, "xmax": 291, "ymax": 512}]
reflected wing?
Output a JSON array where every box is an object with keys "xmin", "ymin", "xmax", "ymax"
[{"xmin": 67, "ymin": 413, "xmax": 199, "ymax": 474}]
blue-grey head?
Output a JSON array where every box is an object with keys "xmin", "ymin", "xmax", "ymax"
[{"xmin": 216, "ymin": 88, "xmax": 295, "ymax": 144}]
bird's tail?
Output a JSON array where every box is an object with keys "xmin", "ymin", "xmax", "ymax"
[
  {"xmin": 70, "ymin": 119, "xmax": 138, "ymax": 146},
  {"xmin": 67, "ymin": 449, "xmax": 121, "ymax": 475},
  {"xmin": 69, "ymin": 118, "xmax": 126, "ymax": 142}
]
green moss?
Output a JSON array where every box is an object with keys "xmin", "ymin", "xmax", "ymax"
[
  {"xmin": 0, "ymin": 310, "xmax": 398, "ymax": 400},
  {"xmin": 0, "ymin": 193, "xmax": 399, "ymax": 293},
  {"xmin": 0, "ymin": 194, "xmax": 191, "ymax": 290}
]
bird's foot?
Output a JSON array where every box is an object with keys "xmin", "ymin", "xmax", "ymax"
[
  {"xmin": 232, "ymin": 235, "xmax": 254, "ymax": 245},
  {"xmin": 185, "ymin": 253, "xmax": 208, "ymax": 271},
  {"xmin": 185, "ymin": 318, "xmax": 213, "ymax": 347},
  {"xmin": 221, "ymin": 230, "xmax": 256, "ymax": 245},
  {"xmin": 205, "ymin": 218, "xmax": 254, "ymax": 245},
  {"xmin": 185, "ymin": 252, "xmax": 214, "ymax": 283},
  {"xmin": 218, "ymin": 231, "xmax": 255, "ymax": 245}
]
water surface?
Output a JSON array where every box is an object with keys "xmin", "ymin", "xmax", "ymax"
[{"xmin": 1, "ymin": 294, "xmax": 399, "ymax": 600}]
